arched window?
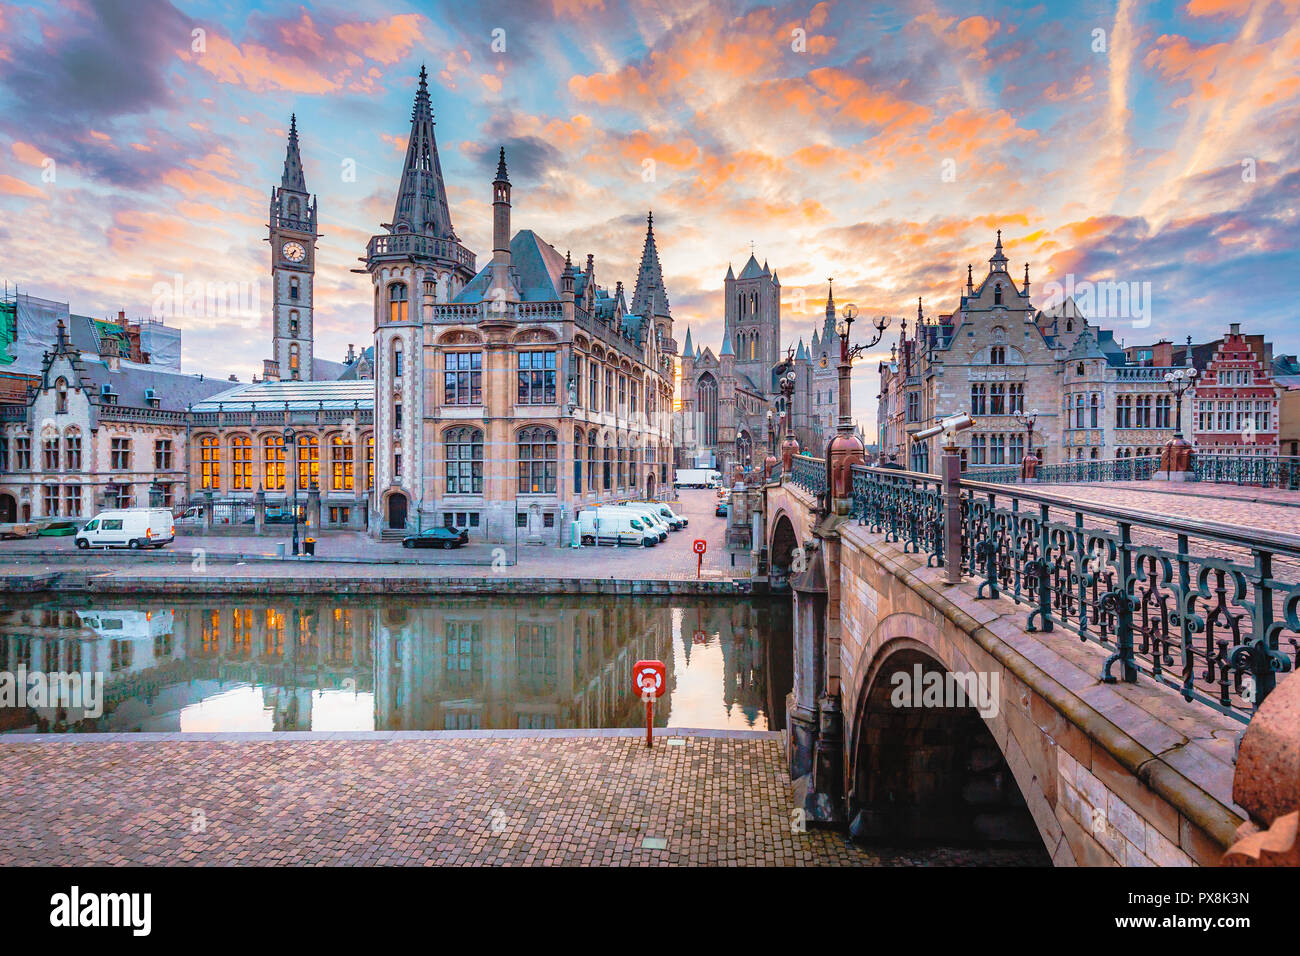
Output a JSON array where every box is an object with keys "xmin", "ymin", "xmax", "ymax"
[
  {"xmin": 289, "ymin": 343, "xmax": 300, "ymax": 379},
  {"xmin": 297, "ymin": 434, "xmax": 319, "ymax": 490},
  {"xmin": 263, "ymin": 434, "xmax": 286, "ymax": 491},
  {"xmin": 629, "ymin": 439, "xmax": 639, "ymax": 489},
  {"xmin": 55, "ymin": 377, "xmax": 68, "ymax": 414},
  {"xmin": 199, "ymin": 436, "xmax": 220, "ymax": 489},
  {"xmin": 697, "ymin": 372, "xmax": 719, "ymax": 445},
  {"xmin": 365, "ymin": 435, "xmax": 374, "ymax": 490},
  {"xmin": 989, "ymin": 346, "xmax": 1006, "ymax": 365},
  {"xmin": 230, "ymin": 435, "xmax": 253, "ymax": 490},
  {"xmin": 445, "ymin": 426, "xmax": 483, "ymax": 494},
  {"xmin": 736, "ymin": 431, "xmax": 752, "ymax": 466},
  {"xmin": 331, "ymin": 434, "xmax": 354, "ymax": 491},
  {"xmin": 602, "ymin": 435, "xmax": 612, "ymax": 490},
  {"xmin": 388, "ymin": 283, "xmax": 409, "ymax": 323},
  {"xmin": 994, "ymin": 283, "xmax": 1003, "ymax": 305},
  {"xmin": 574, "ymin": 428, "xmax": 584, "ymax": 491},
  {"xmin": 517, "ymin": 426, "xmax": 557, "ymax": 494},
  {"xmin": 289, "ymin": 310, "xmax": 300, "ymax": 336},
  {"xmin": 289, "ymin": 276, "xmax": 300, "ymax": 301},
  {"xmin": 392, "ymin": 339, "xmax": 403, "ymax": 378},
  {"xmin": 1066, "ymin": 319, "xmax": 1074, "ymax": 333}
]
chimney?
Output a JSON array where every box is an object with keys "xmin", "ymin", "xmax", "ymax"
[{"xmin": 1229, "ymin": 322, "xmax": 1241, "ymax": 337}]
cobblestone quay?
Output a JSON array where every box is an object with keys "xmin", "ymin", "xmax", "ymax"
[{"xmin": 0, "ymin": 732, "xmax": 1043, "ymax": 866}]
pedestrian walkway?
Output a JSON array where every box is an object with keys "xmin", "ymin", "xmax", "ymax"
[{"xmin": 0, "ymin": 732, "xmax": 1042, "ymax": 866}]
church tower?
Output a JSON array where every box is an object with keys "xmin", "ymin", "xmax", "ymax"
[
  {"xmin": 364, "ymin": 67, "xmax": 478, "ymax": 534},
  {"xmin": 723, "ymin": 254, "xmax": 780, "ymax": 394},
  {"xmin": 269, "ymin": 114, "xmax": 317, "ymax": 381},
  {"xmin": 630, "ymin": 211, "xmax": 675, "ymax": 355}
]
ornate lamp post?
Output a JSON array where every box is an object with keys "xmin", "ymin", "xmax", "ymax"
[
  {"xmin": 282, "ymin": 426, "xmax": 300, "ymax": 556},
  {"xmin": 763, "ymin": 408, "xmax": 780, "ymax": 481},
  {"xmin": 826, "ymin": 302, "xmax": 890, "ymax": 513},
  {"xmin": 1014, "ymin": 407, "xmax": 1040, "ymax": 479},
  {"xmin": 778, "ymin": 363, "xmax": 800, "ymax": 473},
  {"xmin": 1161, "ymin": 367, "xmax": 1197, "ymax": 480}
]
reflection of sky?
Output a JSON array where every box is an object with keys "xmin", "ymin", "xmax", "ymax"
[
  {"xmin": 668, "ymin": 623, "xmax": 766, "ymax": 732},
  {"xmin": 310, "ymin": 689, "xmax": 374, "ymax": 731},
  {"xmin": 178, "ymin": 686, "xmax": 272, "ymax": 732}
]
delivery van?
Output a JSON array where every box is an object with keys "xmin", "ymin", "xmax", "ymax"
[
  {"xmin": 606, "ymin": 504, "xmax": 670, "ymax": 540},
  {"xmin": 651, "ymin": 504, "xmax": 687, "ymax": 529},
  {"xmin": 577, "ymin": 508, "xmax": 658, "ymax": 547},
  {"xmin": 75, "ymin": 508, "xmax": 176, "ymax": 550}
]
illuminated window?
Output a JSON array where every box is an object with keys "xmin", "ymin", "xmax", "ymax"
[
  {"xmin": 388, "ymin": 283, "xmax": 408, "ymax": 323},
  {"xmin": 231, "ymin": 436, "xmax": 253, "ymax": 490},
  {"xmin": 200, "ymin": 436, "xmax": 220, "ymax": 489},
  {"xmin": 331, "ymin": 435, "xmax": 354, "ymax": 491},
  {"xmin": 263, "ymin": 435, "xmax": 285, "ymax": 491},
  {"xmin": 297, "ymin": 434, "xmax": 319, "ymax": 490}
]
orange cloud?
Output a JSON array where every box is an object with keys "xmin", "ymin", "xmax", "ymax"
[
  {"xmin": 0, "ymin": 174, "xmax": 43, "ymax": 198},
  {"xmin": 11, "ymin": 141, "xmax": 47, "ymax": 166}
]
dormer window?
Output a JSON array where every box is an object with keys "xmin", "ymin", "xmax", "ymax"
[
  {"xmin": 1066, "ymin": 319, "xmax": 1074, "ymax": 332},
  {"xmin": 55, "ymin": 378, "xmax": 68, "ymax": 414},
  {"xmin": 994, "ymin": 284, "xmax": 1003, "ymax": 306}
]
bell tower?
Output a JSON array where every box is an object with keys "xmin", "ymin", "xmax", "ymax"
[{"xmin": 269, "ymin": 114, "xmax": 317, "ymax": 381}]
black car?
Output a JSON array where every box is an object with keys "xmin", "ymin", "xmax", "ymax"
[
  {"xmin": 715, "ymin": 501, "xmax": 729, "ymax": 517},
  {"xmin": 402, "ymin": 526, "xmax": 470, "ymax": 549}
]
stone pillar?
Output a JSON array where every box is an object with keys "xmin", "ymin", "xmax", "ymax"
[
  {"xmin": 307, "ymin": 484, "xmax": 322, "ymax": 536},
  {"xmin": 254, "ymin": 487, "xmax": 266, "ymax": 536},
  {"xmin": 202, "ymin": 492, "xmax": 214, "ymax": 531},
  {"xmin": 942, "ymin": 448, "xmax": 963, "ymax": 585}
]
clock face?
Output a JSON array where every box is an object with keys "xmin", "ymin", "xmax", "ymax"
[{"xmin": 281, "ymin": 241, "xmax": 306, "ymax": 263}]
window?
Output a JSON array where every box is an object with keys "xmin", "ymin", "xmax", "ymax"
[
  {"xmin": 43, "ymin": 484, "xmax": 59, "ymax": 516},
  {"xmin": 970, "ymin": 434, "xmax": 987, "ymax": 465},
  {"xmin": 200, "ymin": 437, "xmax": 220, "ymax": 488},
  {"xmin": 1155, "ymin": 395, "xmax": 1172, "ymax": 429},
  {"xmin": 289, "ymin": 310, "xmax": 299, "ymax": 336},
  {"xmin": 445, "ymin": 426, "xmax": 483, "ymax": 494},
  {"xmin": 1135, "ymin": 395, "xmax": 1152, "ymax": 429},
  {"xmin": 1074, "ymin": 393, "xmax": 1086, "ymax": 429},
  {"xmin": 697, "ymin": 373, "xmax": 719, "ymax": 445},
  {"xmin": 263, "ymin": 435, "xmax": 285, "ymax": 491},
  {"xmin": 331, "ymin": 435, "xmax": 354, "ymax": 491},
  {"xmin": 392, "ymin": 340, "xmax": 404, "ymax": 378},
  {"xmin": 572, "ymin": 357, "xmax": 582, "ymax": 409},
  {"xmin": 574, "ymin": 428, "xmax": 583, "ymax": 491},
  {"xmin": 394, "ymin": 452, "xmax": 402, "ymax": 478},
  {"xmin": 366, "ymin": 435, "xmax": 374, "ymax": 490},
  {"xmin": 329, "ymin": 507, "xmax": 351, "ymax": 525},
  {"xmin": 991, "ymin": 433, "xmax": 1006, "ymax": 465},
  {"xmin": 989, "ymin": 346, "xmax": 1006, "ymax": 365},
  {"xmin": 388, "ymin": 283, "xmax": 408, "ymax": 323},
  {"xmin": 15, "ymin": 437, "xmax": 30, "ymax": 471},
  {"xmin": 618, "ymin": 374, "xmax": 626, "ymax": 410},
  {"xmin": 1115, "ymin": 395, "xmax": 1132, "ymax": 429},
  {"xmin": 906, "ymin": 392, "xmax": 919, "ymax": 423},
  {"xmin": 0, "ymin": 437, "xmax": 7, "ymax": 472},
  {"xmin": 43, "ymin": 436, "xmax": 59, "ymax": 471},
  {"xmin": 603, "ymin": 439, "xmax": 612, "ymax": 490},
  {"xmin": 444, "ymin": 352, "xmax": 483, "ymax": 405},
  {"xmin": 111, "ymin": 437, "xmax": 131, "ymax": 471},
  {"xmin": 517, "ymin": 427, "xmax": 557, "ymax": 494},
  {"xmin": 154, "ymin": 439, "xmax": 172, "ymax": 470},
  {"xmin": 1009, "ymin": 384, "xmax": 1025, "ymax": 415},
  {"xmin": 589, "ymin": 361, "xmax": 599, "ymax": 411},
  {"xmin": 1010, "ymin": 433, "xmax": 1025, "ymax": 462},
  {"xmin": 289, "ymin": 343, "xmax": 300, "ymax": 378},
  {"xmin": 64, "ymin": 485, "xmax": 82, "ymax": 516},
  {"xmin": 630, "ymin": 380, "xmax": 638, "ymax": 416},
  {"xmin": 994, "ymin": 284, "xmax": 1003, "ymax": 305},
  {"xmin": 990, "ymin": 384, "xmax": 1006, "ymax": 416},
  {"xmin": 605, "ymin": 369, "xmax": 613, "ymax": 410},
  {"xmin": 1090, "ymin": 393, "xmax": 1100, "ymax": 428},
  {"xmin": 290, "ymin": 276, "xmax": 300, "ymax": 301},
  {"xmin": 231, "ymin": 436, "xmax": 253, "ymax": 490},
  {"xmin": 517, "ymin": 351, "xmax": 557, "ymax": 405},
  {"xmin": 55, "ymin": 378, "xmax": 68, "ymax": 414},
  {"xmin": 970, "ymin": 384, "xmax": 987, "ymax": 416},
  {"xmin": 297, "ymin": 434, "xmax": 319, "ymax": 490},
  {"xmin": 394, "ymin": 401, "xmax": 402, "ymax": 430},
  {"xmin": 587, "ymin": 432, "xmax": 597, "ymax": 491},
  {"xmin": 156, "ymin": 483, "xmax": 173, "ymax": 508}
]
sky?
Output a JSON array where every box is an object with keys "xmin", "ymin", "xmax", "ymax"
[{"xmin": 1, "ymin": 0, "xmax": 1297, "ymax": 433}]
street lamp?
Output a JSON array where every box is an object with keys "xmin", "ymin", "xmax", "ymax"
[
  {"xmin": 1163, "ymin": 367, "xmax": 1197, "ymax": 438},
  {"xmin": 1014, "ymin": 407, "xmax": 1040, "ymax": 479},
  {"xmin": 282, "ymin": 426, "xmax": 300, "ymax": 556},
  {"xmin": 826, "ymin": 298, "xmax": 890, "ymax": 513}
]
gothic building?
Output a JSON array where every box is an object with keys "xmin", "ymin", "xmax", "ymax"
[
  {"xmin": 365, "ymin": 69, "xmax": 675, "ymax": 542},
  {"xmin": 676, "ymin": 259, "xmax": 830, "ymax": 475},
  {"xmin": 266, "ymin": 115, "xmax": 318, "ymax": 382}
]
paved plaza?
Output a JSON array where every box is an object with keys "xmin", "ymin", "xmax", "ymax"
[{"xmin": 0, "ymin": 732, "xmax": 1043, "ymax": 866}]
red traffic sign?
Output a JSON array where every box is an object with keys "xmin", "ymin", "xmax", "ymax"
[
  {"xmin": 692, "ymin": 629, "xmax": 707, "ymax": 645},
  {"xmin": 692, "ymin": 539, "xmax": 707, "ymax": 555},
  {"xmin": 633, "ymin": 660, "xmax": 667, "ymax": 698}
]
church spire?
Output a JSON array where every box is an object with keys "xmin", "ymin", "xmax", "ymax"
[
  {"xmin": 281, "ymin": 114, "xmax": 306, "ymax": 192},
  {"xmin": 390, "ymin": 66, "xmax": 455, "ymax": 238},
  {"xmin": 989, "ymin": 228, "xmax": 1008, "ymax": 272},
  {"xmin": 630, "ymin": 210, "xmax": 670, "ymax": 320}
]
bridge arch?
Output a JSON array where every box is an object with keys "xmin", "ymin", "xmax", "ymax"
[
  {"xmin": 769, "ymin": 511, "xmax": 799, "ymax": 579},
  {"xmin": 848, "ymin": 615, "xmax": 1051, "ymax": 858}
]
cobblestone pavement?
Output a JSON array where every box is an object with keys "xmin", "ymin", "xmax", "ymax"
[
  {"xmin": 1030, "ymin": 482, "xmax": 1300, "ymax": 535},
  {"xmin": 0, "ymin": 734, "xmax": 1044, "ymax": 866},
  {"xmin": 0, "ymin": 490, "xmax": 744, "ymax": 582}
]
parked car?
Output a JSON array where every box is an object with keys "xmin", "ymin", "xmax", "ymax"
[
  {"xmin": 75, "ymin": 508, "xmax": 175, "ymax": 550},
  {"xmin": 39, "ymin": 521, "xmax": 80, "ymax": 537},
  {"xmin": 240, "ymin": 509, "xmax": 298, "ymax": 525},
  {"xmin": 0, "ymin": 524, "xmax": 35, "ymax": 540},
  {"xmin": 715, "ymin": 500, "xmax": 729, "ymax": 518},
  {"xmin": 403, "ymin": 526, "xmax": 469, "ymax": 550}
]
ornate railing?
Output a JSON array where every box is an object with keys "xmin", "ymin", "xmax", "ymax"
[
  {"xmin": 844, "ymin": 463, "xmax": 1299, "ymax": 722},
  {"xmin": 964, "ymin": 456, "xmax": 1162, "ymax": 484},
  {"xmin": 1193, "ymin": 455, "xmax": 1300, "ymax": 490},
  {"xmin": 788, "ymin": 453, "xmax": 826, "ymax": 496}
]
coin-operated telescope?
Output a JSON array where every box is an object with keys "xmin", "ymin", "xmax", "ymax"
[{"xmin": 913, "ymin": 412, "xmax": 975, "ymax": 449}]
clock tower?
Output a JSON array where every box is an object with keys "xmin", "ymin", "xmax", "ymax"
[{"xmin": 268, "ymin": 114, "xmax": 317, "ymax": 381}]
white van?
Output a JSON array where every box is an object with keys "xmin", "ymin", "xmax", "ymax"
[
  {"xmin": 75, "ymin": 508, "xmax": 175, "ymax": 550},
  {"xmin": 607, "ymin": 504, "xmax": 669, "ymax": 541},
  {"xmin": 650, "ymin": 504, "xmax": 687, "ymax": 529},
  {"xmin": 577, "ymin": 508, "xmax": 657, "ymax": 547}
]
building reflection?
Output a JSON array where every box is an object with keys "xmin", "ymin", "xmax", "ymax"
[{"xmin": 0, "ymin": 597, "xmax": 789, "ymax": 733}]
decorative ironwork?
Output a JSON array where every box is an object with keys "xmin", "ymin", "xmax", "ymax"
[
  {"xmin": 964, "ymin": 455, "xmax": 1162, "ymax": 484},
  {"xmin": 789, "ymin": 453, "xmax": 827, "ymax": 496},
  {"xmin": 1193, "ymin": 455, "xmax": 1300, "ymax": 490},
  {"xmin": 838, "ymin": 460, "xmax": 1299, "ymax": 722}
]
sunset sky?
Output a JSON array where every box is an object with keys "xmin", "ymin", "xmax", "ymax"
[{"xmin": 1, "ymin": 0, "xmax": 1297, "ymax": 431}]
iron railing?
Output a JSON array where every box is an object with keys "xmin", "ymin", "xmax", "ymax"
[
  {"xmin": 963, "ymin": 456, "xmax": 1162, "ymax": 484},
  {"xmin": 1193, "ymin": 455, "xmax": 1300, "ymax": 490},
  {"xmin": 788, "ymin": 453, "xmax": 827, "ymax": 496},
  {"xmin": 837, "ymin": 461, "xmax": 1298, "ymax": 722}
]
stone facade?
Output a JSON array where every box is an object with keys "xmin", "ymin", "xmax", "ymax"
[{"xmin": 1192, "ymin": 322, "xmax": 1282, "ymax": 457}]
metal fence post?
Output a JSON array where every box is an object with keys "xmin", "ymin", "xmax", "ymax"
[{"xmin": 942, "ymin": 450, "xmax": 962, "ymax": 585}]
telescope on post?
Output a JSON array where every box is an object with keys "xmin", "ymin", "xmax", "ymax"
[{"xmin": 912, "ymin": 412, "xmax": 975, "ymax": 449}]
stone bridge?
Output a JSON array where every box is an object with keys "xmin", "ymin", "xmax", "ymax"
[{"xmin": 761, "ymin": 461, "xmax": 1300, "ymax": 866}]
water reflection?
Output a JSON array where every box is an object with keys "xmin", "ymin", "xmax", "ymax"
[{"xmin": 0, "ymin": 597, "xmax": 791, "ymax": 734}]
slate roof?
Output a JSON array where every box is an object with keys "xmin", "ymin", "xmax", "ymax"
[
  {"xmin": 454, "ymin": 230, "xmax": 568, "ymax": 304},
  {"xmin": 191, "ymin": 379, "xmax": 374, "ymax": 412},
  {"xmin": 78, "ymin": 360, "xmax": 232, "ymax": 412},
  {"xmin": 737, "ymin": 254, "xmax": 766, "ymax": 280}
]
